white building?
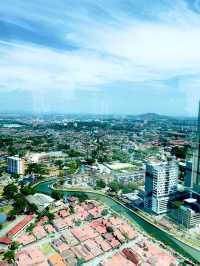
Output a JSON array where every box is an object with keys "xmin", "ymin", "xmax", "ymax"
[
  {"xmin": 114, "ymin": 170, "xmax": 145, "ymax": 184},
  {"xmin": 26, "ymin": 193, "xmax": 55, "ymax": 212},
  {"xmin": 7, "ymin": 156, "xmax": 25, "ymax": 175},
  {"xmin": 144, "ymin": 159, "xmax": 178, "ymax": 214}
]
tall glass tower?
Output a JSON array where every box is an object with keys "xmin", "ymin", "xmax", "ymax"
[{"xmin": 192, "ymin": 101, "xmax": 200, "ymax": 193}]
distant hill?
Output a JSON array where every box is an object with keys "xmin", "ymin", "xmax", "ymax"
[
  {"xmin": 134, "ymin": 113, "xmax": 170, "ymax": 120},
  {"xmin": 132, "ymin": 113, "xmax": 196, "ymax": 121}
]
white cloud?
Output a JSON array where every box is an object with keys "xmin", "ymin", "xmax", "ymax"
[
  {"xmin": 0, "ymin": 0, "xmax": 200, "ymax": 114},
  {"xmin": 0, "ymin": 42, "xmax": 137, "ymax": 92}
]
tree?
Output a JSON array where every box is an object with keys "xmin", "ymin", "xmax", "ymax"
[
  {"xmin": 20, "ymin": 185, "xmax": 34, "ymax": 196},
  {"xmin": 18, "ymin": 149, "xmax": 27, "ymax": 157},
  {"xmin": 96, "ymin": 179, "xmax": 106, "ymax": 189},
  {"xmin": 10, "ymin": 241, "xmax": 19, "ymax": 251},
  {"xmin": 85, "ymin": 213, "xmax": 94, "ymax": 222},
  {"xmin": 98, "ymin": 154, "xmax": 112, "ymax": 163},
  {"xmin": 58, "ymin": 170, "xmax": 64, "ymax": 177},
  {"xmin": 54, "ymin": 160, "xmax": 64, "ymax": 169},
  {"xmin": 108, "ymin": 180, "xmax": 122, "ymax": 193},
  {"xmin": 26, "ymin": 223, "xmax": 35, "ymax": 234},
  {"xmin": 75, "ymin": 219, "xmax": 81, "ymax": 226},
  {"xmin": 26, "ymin": 163, "xmax": 49, "ymax": 175},
  {"xmin": 37, "ymin": 209, "xmax": 54, "ymax": 221},
  {"xmin": 173, "ymin": 201, "xmax": 184, "ymax": 209},
  {"xmin": 3, "ymin": 183, "xmax": 18, "ymax": 198},
  {"xmin": 68, "ymin": 149, "xmax": 82, "ymax": 158},
  {"xmin": 7, "ymin": 209, "xmax": 16, "ymax": 221},
  {"xmin": 11, "ymin": 173, "xmax": 20, "ymax": 179},
  {"xmin": 76, "ymin": 257, "xmax": 86, "ymax": 266},
  {"xmin": 106, "ymin": 226, "xmax": 113, "ymax": 233},
  {"xmin": 77, "ymin": 193, "xmax": 88, "ymax": 203},
  {"xmin": 179, "ymin": 262, "xmax": 188, "ymax": 266},
  {"xmin": 46, "ymin": 211, "xmax": 54, "ymax": 221},
  {"xmin": 66, "ymin": 160, "xmax": 80, "ymax": 174},
  {"xmin": 86, "ymin": 157, "xmax": 96, "ymax": 165},
  {"xmin": 171, "ymin": 146, "xmax": 188, "ymax": 159},
  {"xmin": 101, "ymin": 209, "xmax": 109, "ymax": 216},
  {"xmin": 57, "ymin": 143, "xmax": 70, "ymax": 151},
  {"xmin": 7, "ymin": 146, "xmax": 18, "ymax": 156},
  {"xmin": 51, "ymin": 190, "xmax": 63, "ymax": 200},
  {"xmin": 69, "ymin": 206, "xmax": 75, "ymax": 215},
  {"xmin": 28, "ymin": 203, "xmax": 38, "ymax": 213},
  {"xmin": 122, "ymin": 183, "xmax": 138, "ymax": 194},
  {"xmin": 13, "ymin": 193, "xmax": 28, "ymax": 213},
  {"xmin": 112, "ymin": 150, "xmax": 130, "ymax": 163},
  {"xmin": 3, "ymin": 250, "xmax": 15, "ymax": 263}
]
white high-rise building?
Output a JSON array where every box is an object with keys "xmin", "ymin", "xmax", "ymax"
[
  {"xmin": 144, "ymin": 159, "xmax": 178, "ymax": 214},
  {"xmin": 7, "ymin": 156, "xmax": 25, "ymax": 175}
]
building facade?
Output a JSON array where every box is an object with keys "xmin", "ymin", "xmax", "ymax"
[
  {"xmin": 114, "ymin": 170, "xmax": 145, "ymax": 184},
  {"xmin": 144, "ymin": 159, "xmax": 178, "ymax": 214},
  {"xmin": 7, "ymin": 156, "xmax": 25, "ymax": 175},
  {"xmin": 192, "ymin": 102, "xmax": 200, "ymax": 193},
  {"xmin": 178, "ymin": 205, "xmax": 200, "ymax": 229},
  {"xmin": 184, "ymin": 160, "xmax": 193, "ymax": 188},
  {"xmin": 170, "ymin": 198, "xmax": 200, "ymax": 229}
]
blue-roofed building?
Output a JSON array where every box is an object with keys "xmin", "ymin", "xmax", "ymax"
[
  {"xmin": 18, "ymin": 174, "xmax": 36, "ymax": 186},
  {"xmin": 0, "ymin": 213, "xmax": 7, "ymax": 224}
]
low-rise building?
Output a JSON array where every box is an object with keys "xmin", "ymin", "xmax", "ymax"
[
  {"xmin": 26, "ymin": 193, "xmax": 55, "ymax": 212},
  {"xmin": 171, "ymin": 198, "xmax": 200, "ymax": 229},
  {"xmin": 7, "ymin": 215, "xmax": 34, "ymax": 237},
  {"xmin": 114, "ymin": 169, "xmax": 145, "ymax": 184},
  {"xmin": 179, "ymin": 205, "xmax": 200, "ymax": 228}
]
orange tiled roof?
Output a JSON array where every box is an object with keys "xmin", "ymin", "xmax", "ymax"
[{"xmin": 7, "ymin": 215, "xmax": 34, "ymax": 236}]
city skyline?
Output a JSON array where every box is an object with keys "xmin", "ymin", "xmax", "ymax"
[{"xmin": 0, "ymin": 0, "xmax": 200, "ymax": 115}]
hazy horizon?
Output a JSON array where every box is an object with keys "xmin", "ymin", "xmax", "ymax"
[
  {"xmin": 0, "ymin": 110, "xmax": 197, "ymax": 119},
  {"xmin": 0, "ymin": 0, "xmax": 200, "ymax": 115}
]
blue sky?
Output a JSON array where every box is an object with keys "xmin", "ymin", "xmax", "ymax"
[{"xmin": 0, "ymin": 0, "xmax": 200, "ymax": 115}]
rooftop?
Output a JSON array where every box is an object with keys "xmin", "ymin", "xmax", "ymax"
[
  {"xmin": 7, "ymin": 215, "xmax": 34, "ymax": 237},
  {"xmin": 105, "ymin": 162, "xmax": 135, "ymax": 171},
  {"xmin": 184, "ymin": 198, "xmax": 197, "ymax": 204},
  {"xmin": 26, "ymin": 193, "xmax": 54, "ymax": 212}
]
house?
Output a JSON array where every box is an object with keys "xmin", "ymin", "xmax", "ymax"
[
  {"xmin": 83, "ymin": 239, "xmax": 102, "ymax": 257},
  {"xmin": 100, "ymin": 252, "xmax": 134, "ymax": 266},
  {"xmin": 17, "ymin": 233, "xmax": 36, "ymax": 245},
  {"xmin": 16, "ymin": 247, "xmax": 46, "ymax": 266},
  {"xmin": 0, "ymin": 237, "xmax": 11, "ymax": 245},
  {"xmin": 95, "ymin": 236, "xmax": 112, "ymax": 252},
  {"xmin": 61, "ymin": 249, "xmax": 77, "ymax": 266},
  {"xmin": 122, "ymin": 248, "xmax": 142, "ymax": 265},
  {"xmin": 33, "ymin": 225, "xmax": 47, "ymax": 240},
  {"xmin": 48, "ymin": 253, "xmax": 66, "ymax": 266}
]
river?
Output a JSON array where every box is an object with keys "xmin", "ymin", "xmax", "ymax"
[{"xmin": 34, "ymin": 180, "xmax": 200, "ymax": 264}]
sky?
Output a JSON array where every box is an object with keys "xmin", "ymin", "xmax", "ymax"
[{"xmin": 0, "ymin": 0, "xmax": 200, "ymax": 116}]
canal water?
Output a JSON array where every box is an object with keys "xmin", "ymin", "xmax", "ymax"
[{"xmin": 34, "ymin": 180, "xmax": 200, "ymax": 264}]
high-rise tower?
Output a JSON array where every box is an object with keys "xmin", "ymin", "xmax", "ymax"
[
  {"xmin": 192, "ymin": 101, "xmax": 200, "ymax": 193},
  {"xmin": 7, "ymin": 155, "xmax": 25, "ymax": 175},
  {"xmin": 144, "ymin": 159, "xmax": 178, "ymax": 214}
]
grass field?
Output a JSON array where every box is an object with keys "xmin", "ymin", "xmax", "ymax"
[
  {"xmin": 0, "ymin": 186, "xmax": 4, "ymax": 199},
  {"xmin": 41, "ymin": 243, "xmax": 55, "ymax": 256},
  {"xmin": 0, "ymin": 205, "xmax": 13, "ymax": 214}
]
